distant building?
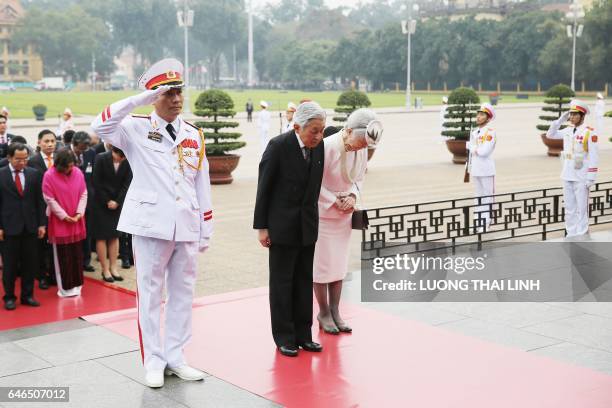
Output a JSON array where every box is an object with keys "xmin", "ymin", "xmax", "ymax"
[{"xmin": 0, "ymin": 0, "xmax": 43, "ymax": 83}]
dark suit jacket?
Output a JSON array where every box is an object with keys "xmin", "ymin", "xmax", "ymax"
[
  {"xmin": 0, "ymin": 166, "xmax": 46, "ymax": 236},
  {"xmin": 0, "ymin": 133, "xmax": 18, "ymax": 159},
  {"xmin": 93, "ymin": 143, "xmax": 106, "ymax": 155},
  {"xmin": 27, "ymin": 152, "xmax": 51, "ymax": 174},
  {"xmin": 75, "ymin": 148, "xmax": 97, "ymax": 207},
  {"xmin": 253, "ymin": 130, "xmax": 324, "ymax": 247},
  {"xmin": 92, "ymin": 152, "xmax": 132, "ymax": 209}
]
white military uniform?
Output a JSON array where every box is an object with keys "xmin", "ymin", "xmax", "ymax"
[
  {"xmin": 283, "ymin": 102, "xmax": 296, "ymax": 133},
  {"xmin": 594, "ymin": 96, "xmax": 605, "ymax": 136},
  {"xmin": 547, "ymin": 101, "xmax": 599, "ymax": 237},
  {"xmin": 468, "ymin": 120, "xmax": 496, "ymax": 231},
  {"xmin": 91, "ymin": 83, "xmax": 213, "ymax": 372},
  {"xmin": 257, "ymin": 101, "xmax": 271, "ymax": 152}
]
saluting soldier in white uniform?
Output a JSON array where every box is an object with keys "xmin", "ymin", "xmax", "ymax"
[
  {"xmin": 283, "ymin": 102, "xmax": 297, "ymax": 133},
  {"xmin": 546, "ymin": 99, "xmax": 599, "ymax": 237},
  {"xmin": 467, "ymin": 103, "xmax": 497, "ymax": 232},
  {"xmin": 257, "ymin": 100, "xmax": 271, "ymax": 153},
  {"xmin": 91, "ymin": 58, "xmax": 213, "ymax": 388}
]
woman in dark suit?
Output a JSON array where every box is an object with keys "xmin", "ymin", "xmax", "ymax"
[{"xmin": 92, "ymin": 146, "xmax": 132, "ymax": 282}]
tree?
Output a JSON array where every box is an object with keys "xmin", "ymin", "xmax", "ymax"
[
  {"xmin": 191, "ymin": 0, "xmax": 246, "ymax": 83},
  {"xmin": 194, "ymin": 89, "xmax": 245, "ymax": 156},
  {"xmin": 442, "ymin": 87, "xmax": 480, "ymax": 140},
  {"xmin": 536, "ymin": 84, "xmax": 575, "ymax": 132},
  {"xmin": 333, "ymin": 90, "xmax": 371, "ymax": 123},
  {"xmin": 12, "ymin": 6, "xmax": 116, "ymax": 80},
  {"xmin": 105, "ymin": 0, "xmax": 180, "ymax": 66}
]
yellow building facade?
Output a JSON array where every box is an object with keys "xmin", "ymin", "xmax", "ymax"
[{"xmin": 0, "ymin": 0, "xmax": 42, "ymax": 83}]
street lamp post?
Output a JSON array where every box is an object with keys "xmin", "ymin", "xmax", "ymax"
[
  {"xmin": 566, "ymin": 0, "xmax": 584, "ymax": 92},
  {"xmin": 177, "ymin": 1, "xmax": 194, "ymax": 113},
  {"xmin": 247, "ymin": 1, "xmax": 254, "ymax": 87},
  {"xmin": 401, "ymin": 3, "xmax": 419, "ymax": 110}
]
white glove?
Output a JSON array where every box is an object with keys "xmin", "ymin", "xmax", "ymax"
[
  {"xmin": 586, "ymin": 179, "xmax": 595, "ymax": 188},
  {"xmin": 198, "ymin": 237, "xmax": 210, "ymax": 253},
  {"xmin": 558, "ymin": 111, "xmax": 570, "ymax": 123},
  {"xmin": 131, "ymin": 86, "xmax": 172, "ymax": 107}
]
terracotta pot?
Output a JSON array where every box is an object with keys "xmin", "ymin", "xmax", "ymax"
[
  {"xmin": 445, "ymin": 139, "xmax": 468, "ymax": 164},
  {"xmin": 540, "ymin": 133, "xmax": 563, "ymax": 157},
  {"xmin": 208, "ymin": 154, "xmax": 241, "ymax": 185},
  {"xmin": 367, "ymin": 147, "xmax": 376, "ymax": 161}
]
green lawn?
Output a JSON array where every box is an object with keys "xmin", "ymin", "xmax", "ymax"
[{"xmin": 0, "ymin": 89, "xmax": 550, "ymax": 119}]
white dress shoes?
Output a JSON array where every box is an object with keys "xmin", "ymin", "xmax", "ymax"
[
  {"xmin": 145, "ymin": 370, "xmax": 164, "ymax": 388},
  {"xmin": 164, "ymin": 365, "xmax": 205, "ymax": 381}
]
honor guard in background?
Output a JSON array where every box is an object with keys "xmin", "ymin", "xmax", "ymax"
[
  {"xmin": 257, "ymin": 100, "xmax": 271, "ymax": 153},
  {"xmin": 56, "ymin": 108, "xmax": 75, "ymax": 140},
  {"xmin": 283, "ymin": 102, "xmax": 297, "ymax": 133},
  {"xmin": 467, "ymin": 103, "xmax": 497, "ymax": 232},
  {"xmin": 594, "ymin": 92, "xmax": 605, "ymax": 135},
  {"xmin": 546, "ymin": 99, "xmax": 599, "ymax": 237},
  {"xmin": 91, "ymin": 58, "xmax": 213, "ymax": 388}
]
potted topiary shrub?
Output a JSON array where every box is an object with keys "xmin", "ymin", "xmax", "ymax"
[
  {"xmin": 32, "ymin": 104, "xmax": 47, "ymax": 121},
  {"xmin": 194, "ymin": 89, "xmax": 245, "ymax": 185},
  {"xmin": 333, "ymin": 90, "xmax": 375, "ymax": 159},
  {"xmin": 537, "ymin": 84, "xmax": 575, "ymax": 156},
  {"xmin": 442, "ymin": 87, "xmax": 480, "ymax": 164}
]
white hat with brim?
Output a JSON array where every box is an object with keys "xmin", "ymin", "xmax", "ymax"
[
  {"xmin": 477, "ymin": 103, "xmax": 495, "ymax": 121},
  {"xmin": 138, "ymin": 58, "xmax": 184, "ymax": 90},
  {"xmin": 568, "ymin": 99, "xmax": 590, "ymax": 115}
]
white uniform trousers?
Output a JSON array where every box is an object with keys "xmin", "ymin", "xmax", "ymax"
[
  {"xmin": 473, "ymin": 176, "xmax": 495, "ymax": 230},
  {"xmin": 563, "ymin": 180, "xmax": 590, "ymax": 237},
  {"xmin": 132, "ymin": 235, "xmax": 198, "ymax": 372},
  {"xmin": 259, "ymin": 128, "xmax": 270, "ymax": 154}
]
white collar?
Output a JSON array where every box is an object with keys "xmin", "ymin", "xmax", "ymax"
[
  {"xmin": 295, "ymin": 132, "xmax": 305, "ymax": 149},
  {"xmin": 151, "ymin": 111, "xmax": 181, "ymax": 133},
  {"xmin": 8, "ymin": 163, "xmax": 18, "ymax": 173},
  {"xmin": 41, "ymin": 151, "xmax": 53, "ymax": 158}
]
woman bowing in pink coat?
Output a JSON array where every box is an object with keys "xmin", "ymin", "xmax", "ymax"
[{"xmin": 314, "ymin": 109, "xmax": 383, "ymax": 334}]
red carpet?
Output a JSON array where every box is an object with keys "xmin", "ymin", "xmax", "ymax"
[
  {"xmin": 85, "ymin": 287, "xmax": 612, "ymax": 408},
  {"xmin": 0, "ymin": 277, "xmax": 135, "ymax": 331}
]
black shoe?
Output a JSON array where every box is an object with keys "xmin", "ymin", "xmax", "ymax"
[
  {"xmin": 84, "ymin": 265, "xmax": 95, "ymax": 272},
  {"xmin": 102, "ymin": 274, "xmax": 114, "ymax": 283},
  {"xmin": 121, "ymin": 259, "xmax": 131, "ymax": 269},
  {"xmin": 110, "ymin": 274, "xmax": 124, "ymax": 282},
  {"xmin": 298, "ymin": 341, "xmax": 323, "ymax": 352},
  {"xmin": 4, "ymin": 299, "xmax": 16, "ymax": 310},
  {"xmin": 39, "ymin": 279, "xmax": 50, "ymax": 290},
  {"xmin": 278, "ymin": 345, "xmax": 299, "ymax": 357},
  {"xmin": 21, "ymin": 297, "xmax": 40, "ymax": 307}
]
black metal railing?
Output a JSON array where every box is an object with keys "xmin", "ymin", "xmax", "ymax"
[{"xmin": 362, "ymin": 180, "xmax": 612, "ymax": 259}]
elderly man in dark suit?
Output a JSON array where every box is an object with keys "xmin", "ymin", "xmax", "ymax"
[
  {"xmin": 0, "ymin": 143, "xmax": 46, "ymax": 310},
  {"xmin": 253, "ymin": 101, "xmax": 326, "ymax": 357}
]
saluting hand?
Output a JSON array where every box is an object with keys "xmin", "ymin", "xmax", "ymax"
[{"xmin": 132, "ymin": 85, "xmax": 173, "ymax": 107}]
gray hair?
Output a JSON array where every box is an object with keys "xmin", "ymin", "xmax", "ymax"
[
  {"xmin": 346, "ymin": 108, "xmax": 377, "ymax": 130},
  {"xmin": 294, "ymin": 101, "xmax": 326, "ymax": 128}
]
